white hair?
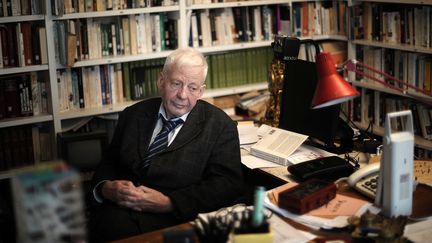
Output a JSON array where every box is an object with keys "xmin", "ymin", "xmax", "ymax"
[{"xmin": 162, "ymin": 48, "xmax": 208, "ymax": 83}]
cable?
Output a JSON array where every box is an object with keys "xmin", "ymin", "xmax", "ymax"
[{"xmin": 340, "ymin": 108, "xmax": 376, "ymax": 141}]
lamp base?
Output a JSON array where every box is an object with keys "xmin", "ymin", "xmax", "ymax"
[{"xmin": 299, "ymin": 117, "xmax": 354, "ymax": 155}]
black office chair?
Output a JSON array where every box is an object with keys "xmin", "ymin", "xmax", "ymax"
[
  {"xmin": 0, "ymin": 179, "xmax": 16, "ymax": 243},
  {"xmin": 57, "ymin": 130, "xmax": 108, "ymax": 218}
]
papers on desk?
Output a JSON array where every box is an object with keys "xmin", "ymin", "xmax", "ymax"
[
  {"xmin": 193, "ymin": 204, "xmax": 316, "ymax": 243},
  {"xmin": 237, "ymin": 121, "xmax": 259, "ymax": 145},
  {"xmin": 264, "ymin": 183, "xmax": 378, "ymax": 230},
  {"xmin": 241, "ymin": 144, "xmax": 336, "ymax": 169},
  {"xmin": 286, "ymin": 144, "xmax": 336, "ymax": 164},
  {"xmin": 269, "ymin": 213, "xmax": 316, "ymax": 243},
  {"xmin": 238, "ymin": 123, "xmax": 336, "ymax": 169},
  {"xmin": 241, "ymin": 155, "xmax": 282, "ymax": 169},
  {"xmin": 404, "ymin": 218, "xmax": 432, "ymax": 242}
]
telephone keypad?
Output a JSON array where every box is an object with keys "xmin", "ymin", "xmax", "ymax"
[{"xmin": 355, "ymin": 174, "xmax": 379, "ymax": 199}]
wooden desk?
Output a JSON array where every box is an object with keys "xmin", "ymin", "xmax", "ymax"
[
  {"xmin": 112, "ymin": 140, "xmax": 432, "ymax": 242},
  {"xmin": 113, "ymin": 185, "xmax": 432, "ymax": 243},
  {"xmin": 111, "ymin": 223, "xmax": 195, "ymax": 243}
]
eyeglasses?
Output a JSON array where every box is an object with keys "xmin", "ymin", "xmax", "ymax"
[{"xmin": 167, "ymin": 80, "xmax": 204, "ymax": 96}]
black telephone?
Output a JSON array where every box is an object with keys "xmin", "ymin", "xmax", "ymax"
[{"xmin": 287, "ymin": 156, "xmax": 355, "ymax": 181}]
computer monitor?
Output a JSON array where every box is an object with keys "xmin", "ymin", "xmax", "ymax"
[
  {"xmin": 278, "ymin": 59, "xmax": 341, "ymax": 150},
  {"xmin": 57, "ymin": 131, "xmax": 108, "ymax": 173}
]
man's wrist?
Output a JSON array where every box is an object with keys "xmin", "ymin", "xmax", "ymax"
[{"xmin": 93, "ymin": 180, "xmax": 108, "ymax": 203}]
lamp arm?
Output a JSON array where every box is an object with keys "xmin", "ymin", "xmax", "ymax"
[{"xmin": 343, "ymin": 59, "xmax": 427, "ymax": 95}]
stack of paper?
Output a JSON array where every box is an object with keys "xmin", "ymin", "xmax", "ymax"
[{"xmin": 264, "ymin": 182, "xmax": 378, "ymax": 230}]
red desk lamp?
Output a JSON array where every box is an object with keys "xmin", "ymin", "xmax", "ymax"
[
  {"xmin": 312, "ymin": 50, "xmax": 431, "ymax": 109},
  {"xmin": 312, "ymin": 51, "xmax": 360, "ymax": 109}
]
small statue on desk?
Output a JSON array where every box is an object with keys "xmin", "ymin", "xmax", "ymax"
[
  {"xmin": 261, "ymin": 35, "xmax": 300, "ymax": 127},
  {"xmin": 348, "ymin": 210, "xmax": 409, "ymax": 242}
]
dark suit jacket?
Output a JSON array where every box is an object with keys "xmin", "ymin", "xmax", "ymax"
[{"xmin": 92, "ymin": 97, "xmax": 244, "ymax": 220}]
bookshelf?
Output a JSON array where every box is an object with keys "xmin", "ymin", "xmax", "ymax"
[
  {"xmin": 347, "ymin": 0, "xmax": 432, "ymax": 157},
  {"xmin": 0, "ymin": 1, "xmax": 54, "ymax": 173},
  {"xmin": 0, "ymin": 0, "xmax": 348, "ymax": 173}
]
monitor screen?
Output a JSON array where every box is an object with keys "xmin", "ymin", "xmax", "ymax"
[
  {"xmin": 57, "ymin": 131, "xmax": 108, "ymax": 172},
  {"xmin": 279, "ymin": 59, "xmax": 340, "ymax": 148}
]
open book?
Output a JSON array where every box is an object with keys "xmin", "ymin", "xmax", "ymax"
[{"xmin": 250, "ymin": 125, "xmax": 308, "ymax": 166}]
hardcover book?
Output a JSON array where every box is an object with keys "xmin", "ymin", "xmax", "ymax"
[{"xmin": 250, "ymin": 125, "xmax": 308, "ymax": 166}]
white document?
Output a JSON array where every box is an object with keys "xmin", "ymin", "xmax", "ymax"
[
  {"xmin": 237, "ymin": 122, "xmax": 259, "ymax": 145},
  {"xmin": 287, "ymin": 144, "xmax": 336, "ymax": 164},
  {"xmin": 269, "ymin": 213, "xmax": 316, "ymax": 243},
  {"xmin": 264, "ymin": 196, "xmax": 377, "ymax": 230},
  {"xmin": 404, "ymin": 218, "xmax": 432, "ymax": 243},
  {"xmin": 193, "ymin": 203, "xmax": 316, "ymax": 243},
  {"xmin": 251, "ymin": 125, "xmax": 308, "ymax": 166},
  {"xmin": 241, "ymin": 155, "xmax": 282, "ymax": 169}
]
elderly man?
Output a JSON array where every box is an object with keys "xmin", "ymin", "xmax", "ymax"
[{"xmin": 89, "ymin": 48, "xmax": 244, "ymax": 241}]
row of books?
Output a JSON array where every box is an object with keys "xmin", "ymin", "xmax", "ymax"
[
  {"xmin": 188, "ymin": 5, "xmax": 289, "ymax": 48},
  {"xmin": 52, "ymin": 0, "xmax": 177, "ymax": 16},
  {"xmin": 125, "ymin": 47, "xmax": 273, "ymax": 95},
  {"xmin": 415, "ymin": 146, "xmax": 432, "ymax": 159},
  {"xmin": 0, "ymin": 124, "xmax": 53, "ymax": 172},
  {"xmin": 352, "ymin": 2, "xmax": 432, "ymax": 48},
  {"xmin": 123, "ymin": 58, "xmax": 162, "ymax": 100},
  {"xmin": 292, "ymin": 1, "xmax": 347, "ymax": 37},
  {"xmin": 351, "ymin": 92, "xmax": 432, "ymax": 141},
  {"xmin": 0, "ymin": 72, "xmax": 49, "ymax": 119},
  {"xmin": 206, "ymin": 47, "xmax": 272, "ymax": 89},
  {"xmin": 56, "ymin": 47, "xmax": 272, "ymax": 111},
  {"xmin": 0, "ymin": 0, "xmax": 45, "ymax": 17},
  {"xmin": 188, "ymin": 0, "xmax": 242, "ymax": 4},
  {"xmin": 356, "ymin": 46, "xmax": 432, "ymax": 96},
  {"xmin": 57, "ymin": 64, "xmax": 125, "ymax": 112},
  {"xmin": 55, "ymin": 12, "xmax": 178, "ymax": 66},
  {"xmin": 0, "ymin": 22, "xmax": 47, "ymax": 68}
]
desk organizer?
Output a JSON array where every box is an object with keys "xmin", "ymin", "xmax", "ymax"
[
  {"xmin": 232, "ymin": 223, "xmax": 272, "ymax": 243},
  {"xmin": 232, "ymin": 229, "xmax": 273, "ymax": 243}
]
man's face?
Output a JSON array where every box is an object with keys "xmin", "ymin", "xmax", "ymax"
[{"xmin": 157, "ymin": 65, "xmax": 205, "ymax": 118}]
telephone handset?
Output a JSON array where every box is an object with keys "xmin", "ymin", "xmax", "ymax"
[{"xmin": 347, "ymin": 163, "xmax": 380, "ymax": 199}]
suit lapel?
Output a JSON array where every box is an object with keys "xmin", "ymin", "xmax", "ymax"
[
  {"xmin": 165, "ymin": 101, "xmax": 206, "ymax": 152},
  {"xmin": 137, "ymin": 99, "xmax": 161, "ymax": 158}
]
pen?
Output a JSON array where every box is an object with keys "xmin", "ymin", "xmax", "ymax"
[{"xmin": 252, "ymin": 186, "xmax": 265, "ymax": 227}]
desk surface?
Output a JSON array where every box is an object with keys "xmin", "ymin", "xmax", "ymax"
[
  {"xmin": 111, "ymin": 223, "xmax": 194, "ymax": 243},
  {"xmin": 112, "ymin": 167, "xmax": 432, "ymax": 243}
]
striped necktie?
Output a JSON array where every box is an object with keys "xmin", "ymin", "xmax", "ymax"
[{"xmin": 139, "ymin": 117, "xmax": 184, "ymax": 171}]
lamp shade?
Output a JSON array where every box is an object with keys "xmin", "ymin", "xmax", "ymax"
[{"xmin": 311, "ymin": 52, "xmax": 359, "ymax": 109}]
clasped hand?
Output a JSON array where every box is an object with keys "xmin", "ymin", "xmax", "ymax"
[{"xmin": 101, "ymin": 180, "xmax": 173, "ymax": 213}]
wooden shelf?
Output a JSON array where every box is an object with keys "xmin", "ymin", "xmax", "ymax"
[
  {"xmin": 352, "ymin": 40, "xmax": 432, "ymax": 55},
  {"xmin": 53, "ymin": 6, "xmax": 180, "ymax": 20},
  {"xmin": 0, "ymin": 65, "xmax": 49, "ymax": 75},
  {"xmin": 354, "ymin": 121, "xmax": 432, "ymax": 150},
  {"xmin": 0, "ymin": 114, "xmax": 53, "ymax": 129}
]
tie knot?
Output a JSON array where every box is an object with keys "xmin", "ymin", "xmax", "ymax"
[{"xmin": 162, "ymin": 117, "xmax": 184, "ymax": 133}]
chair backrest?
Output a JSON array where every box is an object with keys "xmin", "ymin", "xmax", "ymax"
[{"xmin": 57, "ymin": 131, "xmax": 108, "ymax": 173}]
